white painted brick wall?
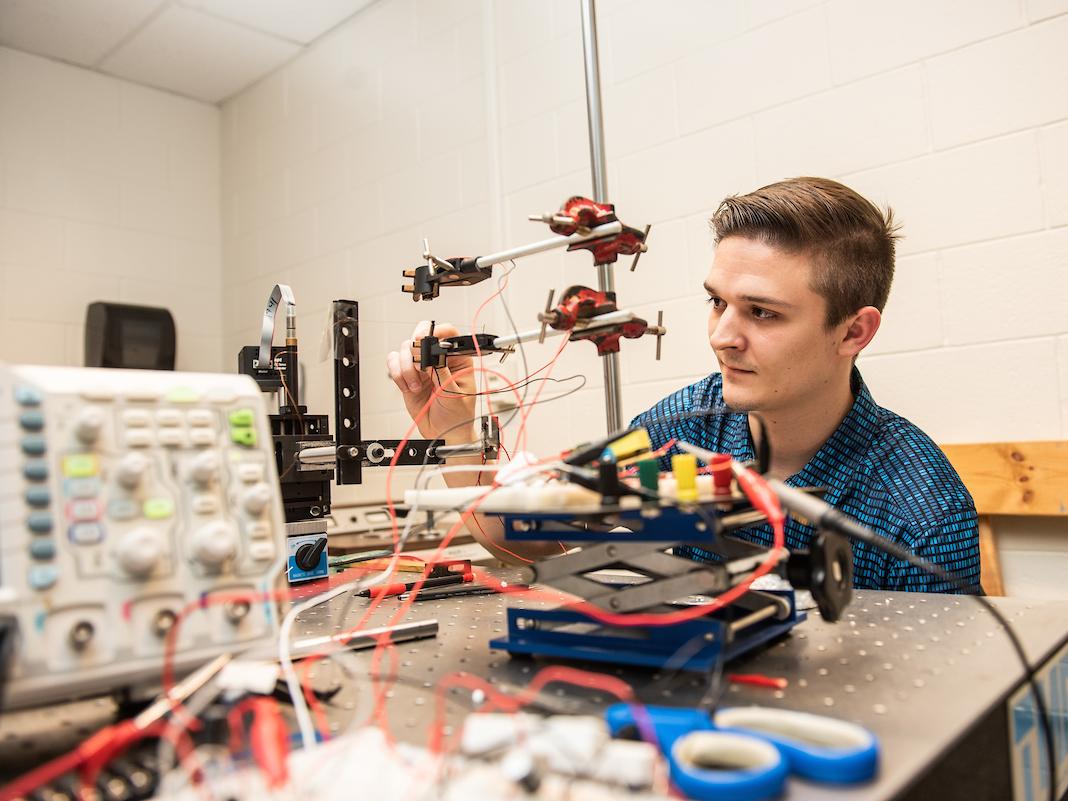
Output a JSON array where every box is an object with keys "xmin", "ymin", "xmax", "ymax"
[
  {"xmin": 216, "ymin": 0, "xmax": 1068, "ymax": 594},
  {"xmin": 0, "ymin": 46, "xmax": 222, "ymax": 370}
]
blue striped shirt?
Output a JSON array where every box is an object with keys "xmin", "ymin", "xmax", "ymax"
[{"xmin": 631, "ymin": 370, "xmax": 981, "ymax": 594}]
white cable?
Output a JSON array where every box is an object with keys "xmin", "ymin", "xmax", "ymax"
[
  {"xmin": 279, "ymin": 484, "xmax": 430, "ymax": 749},
  {"xmin": 279, "ymin": 451, "xmax": 564, "ymax": 749}
]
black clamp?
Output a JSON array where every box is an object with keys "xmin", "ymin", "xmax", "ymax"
[{"xmin": 402, "ymin": 258, "xmax": 493, "ymax": 302}]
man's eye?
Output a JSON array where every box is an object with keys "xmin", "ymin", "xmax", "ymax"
[
  {"xmin": 706, "ymin": 295, "xmax": 724, "ymax": 309},
  {"xmin": 751, "ymin": 307, "xmax": 776, "ymax": 320}
]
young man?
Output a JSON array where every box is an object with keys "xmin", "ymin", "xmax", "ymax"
[{"xmin": 387, "ymin": 177, "xmax": 981, "ymax": 593}]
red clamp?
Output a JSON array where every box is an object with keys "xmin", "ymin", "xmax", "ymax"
[
  {"xmin": 536, "ymin": 286, "xmax": 665, "ymax": 356},
  {"xmin": 544, "ymin": 285, "xmax": 618, "ymax": 332},
  {"xmin": 537, "ymin": 196, "xmax": 648, "ymax": 265},
  {"xmin": 570, "ymin": 317, "xmax": 650, "ymax": 356}
]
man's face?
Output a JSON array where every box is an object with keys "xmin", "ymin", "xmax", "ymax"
[{"xmin": 705, "ymin": 236, "xmax": 847, "ymax": 414}]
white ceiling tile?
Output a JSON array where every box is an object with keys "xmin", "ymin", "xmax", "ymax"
[
  {"xmin": 99, "ymin": 4, "xmax": 300, "ymax": 103},
  {"xmin": 0, "ymin": 0, "xmax": 165, "ymax": 66},
  {"xmin": 176, "ymin": 0, "xmax": 374, "ymax": 45}
]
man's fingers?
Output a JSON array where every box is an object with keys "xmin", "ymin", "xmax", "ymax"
[
  {"xmin": 397, "ymin": 338, "xmax": 426, "ymax": 392},
  {"xmin": 386, "ymin": 351, "xmax": 412, "ymax": 395}
]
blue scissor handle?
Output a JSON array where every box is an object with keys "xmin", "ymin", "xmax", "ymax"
[
  {"xmin": 604, "ymin": 704, "xmax": 788, "ymax": 801},
  {"xmin": 605, "ymin": 703, "xmax": 711, "ymax": 748},
  {"xmin": 713, "ymin": 707, "xmax": 879, "ymax": 784}
]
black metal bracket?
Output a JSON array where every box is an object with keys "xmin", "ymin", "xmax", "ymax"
[
  {"xmin": 402, "ymin": 258, "xmax": 493, "ymax": 302},
  {"xmin": 332, "ymin": 300, "xmax": 362, "ymax": 485},
  {"xmin": 417, "ymin": 332, "xmax": 508, "ymax": 368}
]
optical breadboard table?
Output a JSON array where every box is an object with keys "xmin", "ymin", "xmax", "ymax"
[
  {"xmin": 286, "ymin": 581, "xmax": 1068, "ymax": 801},
  {"xmin": 3, "ymin": 581, "xmax": 1067, "ymax": 801}
]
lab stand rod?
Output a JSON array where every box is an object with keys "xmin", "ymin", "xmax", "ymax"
[
  {"xmin": 474, "ymin": 222, "xmax": 622, "ymax": 269},
  {"xmin": 580, "ymin": 0, "xmax": 623, "ymax": 433}
]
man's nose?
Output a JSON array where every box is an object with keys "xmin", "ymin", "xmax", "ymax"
[{"xmin": 709, "ymin": 307, "xmax": 743, "ymax": 350}]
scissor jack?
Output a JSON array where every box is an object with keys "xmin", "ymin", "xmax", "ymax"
[{"xmin": 489, "ymin": 505, "xmax": 834, "ymax": 672}]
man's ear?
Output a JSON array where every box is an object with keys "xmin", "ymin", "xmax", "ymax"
[{"xmin": 838, "ymin": 306, "xmax": 881, "ymax": 357}]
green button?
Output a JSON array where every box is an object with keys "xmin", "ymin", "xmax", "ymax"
[
  {"xmin": 165, "ymin": 387, "xmax": 200, "ymax": 403},
  {"xmin": 228, "ymin": 408, "xmax": 255, "ymax": 427},
  {"xmin": 143, "ymin": 498, "xmax": 174, "ymax": 520},
  {"xmin": 230, "ymin": 427, "xmax": 257, "ymax": 447},
  {"xmin": 63, "ymin": 454, "xmax": 99, "ymax": 478}
]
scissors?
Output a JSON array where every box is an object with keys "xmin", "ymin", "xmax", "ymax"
[{"xmin": 605, "ymin": 703, "xmax": 879, "ymax": 801}]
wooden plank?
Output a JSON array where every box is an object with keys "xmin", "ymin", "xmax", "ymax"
[
  {"xmin": 939, "ymin": 441, "xmax": 1068, "ymax": 516},
  {"xmin": 977, "ymin": 515, "xmax": 1004, "ymax": 596}
]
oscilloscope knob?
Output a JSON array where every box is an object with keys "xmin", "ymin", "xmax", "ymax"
[
  {"xmin": 191, "ymin": 521, "xmax": 238, "ymax": 567},
  {"xmin": 74, "ymin": 406, "xmax": 106, "ymax": 445},
  {"xmin": 116, "ymin": 452, "xmax": 149, "ymax": 490},
  {"xmin": 115, "ymin": 527, "xmax": 164, "ymax": 578}
]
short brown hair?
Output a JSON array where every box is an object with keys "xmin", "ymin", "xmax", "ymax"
[{"xmin": 710, "ymin": 177, "xmax": 900, "ymax": 326}]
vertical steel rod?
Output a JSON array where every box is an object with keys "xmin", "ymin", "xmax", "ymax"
[{"xmin": 580, "ymin": 0, "xmax": 624, "ymax": 434}]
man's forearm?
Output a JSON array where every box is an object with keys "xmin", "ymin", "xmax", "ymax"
[{"xmin": 439, "ymin": 453, "xmax": 563, "ymax": 563}]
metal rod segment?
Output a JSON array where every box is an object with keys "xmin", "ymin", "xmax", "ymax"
[
  {"xmin": 474, "ymin": 221, "xmax": 622, "ymax": 268},
  {"xmin": 580, "ymin": 0, "xmax": 623, "ymax": 433},
  {"xmin": 492, "ymin": 310, "xmax": 635, "ymax": 349},
  {"xmin": 581, "ymin": 0, "xmax": 608, "ymax": 205}
]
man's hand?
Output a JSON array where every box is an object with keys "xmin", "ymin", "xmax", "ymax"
[{"xmin": 386, "ymin": 321, "xmax": 478, "ymax": 443}]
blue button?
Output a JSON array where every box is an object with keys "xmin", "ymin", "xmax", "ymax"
[
  {"xmin": 21, "ymin": 436, "xmax": 46, "ymax": 456},
  {"xmin": 27, "ymin": 512, "xmax": 53, "ymax": 533},
  {"xmin": 28, "ymin": 565, "xmax": 58, "ymax": 590},
  {"xmin": 19, "ymin": 410, "xmax": 45, "ymax": 431},
  {"xmin": 64, "ymin": 478, "xmax": 100, "ymax": 498},
  {"xmin": 14, "ymin": 385, "xmax": 41, "ymax": 406},
  {"xmin": 25, "ymin": 486, "xmax": 50, "ymax": 507},
  {"xmin": 23, "ymin": 461, "xmax": 49, "ymax": 481},
  {"xmin": 29, "ymin": 539, "xmax": 56, "ymax": 559},
  {"xmin": 69, "ymin": 522, "xmax": 104, "ymax": 545},
  {"xmin": 107, "ymin": 499, "xmax": 139, "ymax": 521}
]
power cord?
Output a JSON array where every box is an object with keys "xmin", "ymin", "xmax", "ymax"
[{"xmin": 770, "ymin": 479, "xmax": 1058, "ymax": 801}]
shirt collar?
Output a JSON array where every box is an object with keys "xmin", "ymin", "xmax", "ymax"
[{"xmin": 704, "ymin": 369, "xmax": 880, "ymax": 497}]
